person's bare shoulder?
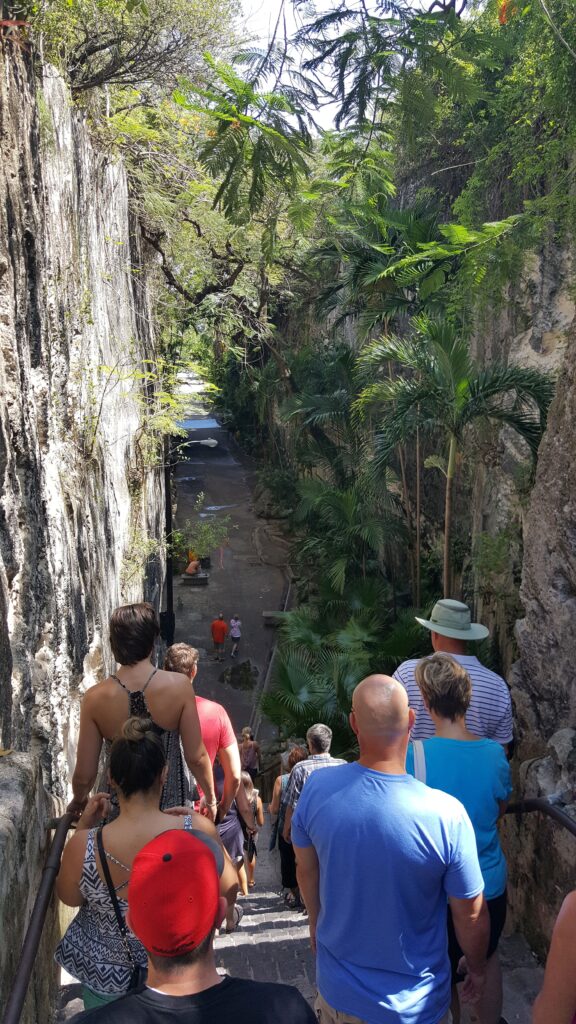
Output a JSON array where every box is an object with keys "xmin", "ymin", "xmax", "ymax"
[
  {"xmin": 81, "ymin": 678, "xmax": 113, "ymax": 708},
  {"xmin": 185, "ymin": 811, "xmax": 217, "ymax": 838},
  {"xmin": 154, "ymin": 669, "xmax": 193, "ymax": 696}
]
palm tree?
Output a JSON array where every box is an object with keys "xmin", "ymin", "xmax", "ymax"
[
  {"xmin": 357, "ymin": 315, "xmax": 555, "ymax": 597},
  {"xmin": 293, "ymin": 477, "xmax": 405, "ymax": 594}
]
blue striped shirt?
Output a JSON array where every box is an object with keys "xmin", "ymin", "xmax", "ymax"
[
  {"xmin": 394, "ymin": 654, "xmax": 513, "ymax": 744},
  {"xmin": 285, "ymin": 753, "xmax": 346, "ymax": 810}
]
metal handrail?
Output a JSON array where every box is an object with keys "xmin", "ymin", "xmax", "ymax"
[
  {"xmin": 505, "ymin": 797, "xmax": 576, "ymax": 839},
  {"xmin": 2, "ymin": 811, "xmax": 75, "ymax": 1024}
]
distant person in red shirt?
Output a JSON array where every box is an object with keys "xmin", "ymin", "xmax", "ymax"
[
  {"xmin": 210, "ymin": 613, "xmax": 227, "ymax": 661},
  {"xmin": 164, "ymin": 643, "xmax": 241, "ymax": 819}
]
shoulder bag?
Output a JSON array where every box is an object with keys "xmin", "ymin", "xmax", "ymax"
[
  {"xmin": 96, "ymin": 828, "xmax": 147, "ymax": 992},
  {"xmin": 412, "ymin": 740, "xmax": 427, "ymax": 784}
]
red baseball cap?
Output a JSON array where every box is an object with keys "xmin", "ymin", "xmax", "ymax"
[{"xmin": 128, "ymin": 831, "xmax": 220, "ymax": 957}]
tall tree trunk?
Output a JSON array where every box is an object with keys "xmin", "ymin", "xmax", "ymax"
[
  {"xmin": 415, "ymin": 422, "xmax": 421, "ymax": 608},
  {"xmin": 397, "ymin": 443, "xmax": 416, "ymax": 598},
  {"xmin": 443, "ymin": 436, "xmax": 458, "ymax": 598}
]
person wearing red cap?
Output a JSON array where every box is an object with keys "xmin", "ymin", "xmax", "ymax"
[{"xmin": 71, "ymin": 831, "xmax": 316, "ymax": 1023}]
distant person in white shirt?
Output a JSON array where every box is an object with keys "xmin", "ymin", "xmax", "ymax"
[
  {"xmin": 393, "ymin": 599, "xmax": 513, "ymax": 749},
  {"xmin": 229, "ymin": 616, "xmax": 242, "ymax": 659}
]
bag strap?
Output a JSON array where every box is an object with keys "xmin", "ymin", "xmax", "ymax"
[
  {"xmin": 412, "ymin": 740, "xmax": 427, "ymax": 784},
  {"xmin": 96, "ymin": 828, "xmax": 133, "ymax": 961}
]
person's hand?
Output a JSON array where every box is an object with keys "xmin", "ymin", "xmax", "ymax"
[
  {"xmin": 457, "ymin": 957, "xmax": 487, "ymax": 1003},
  {"xmin": 66, "ymin": 796, "xmax": 88, "ymax": 820},
  {"xmin": 76, "ymin": 793, "xmax": 110, "ymax": 830},
  {"xmin": 198, "ymin": 796, "xmax": 218, "ymax": 823}
]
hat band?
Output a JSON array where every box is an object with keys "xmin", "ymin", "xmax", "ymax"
[{"xmin": 431, "ymin": 616, "xmax": 470, "ymax": 631}]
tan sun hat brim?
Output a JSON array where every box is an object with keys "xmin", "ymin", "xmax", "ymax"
[{"xmin": 415, "ymin": 615, "xmax": 489, "ymax": 641}]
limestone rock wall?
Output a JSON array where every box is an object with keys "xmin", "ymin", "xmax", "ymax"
[
  {"xmin": 468, "ymin": 243, "xmax": 575, "ymax": 671},
  {"xmin": 502, "ymin": 316, "xmax": 576, "ymax": 951},
  {"xmin": 0, "ymin": 48, "xmax": 165, "ymax": 796},
  {"xmin": 0, "ymin": 754, "xmax": 60, "ymax": 1024},
  {"xmin": 468, "ymin": 243, "xmax": 576, "ymax": 948}
]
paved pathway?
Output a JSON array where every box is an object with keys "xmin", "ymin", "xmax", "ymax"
[
  {"xmin": 171, "ymin": 386, "xmax": 287, "ymax": 744},
  {"xmin": 214, "ymin": 818, "xmax": 316, "ymax": 1002}
]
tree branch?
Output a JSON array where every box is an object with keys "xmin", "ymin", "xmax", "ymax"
[{"xmin": 140, "ymin": 224, "xmax": 245, "ymax": 305}]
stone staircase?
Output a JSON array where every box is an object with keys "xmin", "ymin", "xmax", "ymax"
[{"xmin": 57, "ymin": 821, "xmax": 544, "ymax": 1023}]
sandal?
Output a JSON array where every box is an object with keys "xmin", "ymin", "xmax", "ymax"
[{"xmin": 284, "ymin": 892, "xmax": 303, "ymax": 910}]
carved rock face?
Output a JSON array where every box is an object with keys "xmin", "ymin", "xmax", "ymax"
[
  {"xmin": 514, "ymin": 322, "xmax": 576, "ymax": 751},
  {"xmin": 0, "ymin": 51, "xmax": 164, "ymax": 795}
]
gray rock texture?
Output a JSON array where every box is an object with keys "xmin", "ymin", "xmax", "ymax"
[
  {"xmin": 0, "ymin": 49, "xmax": 165, "ymax": 796},
  {"xmin": 501, "ymin": 320, "xmax": 576, "ymax": 950},
  {"xmin": 514, "ymin": 319, "xmax": 576, "ymax": 750},
  {"xmin": 0, "ymin": 753, "xmax": 60, "ymax": 1023}
]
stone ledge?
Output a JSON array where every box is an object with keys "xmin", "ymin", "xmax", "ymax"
[{"xmin": 0, "ymin": 752, "xmax": 61, "ymax": 1024}]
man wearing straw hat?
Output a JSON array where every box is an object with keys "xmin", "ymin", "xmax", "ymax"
[{"xmin": 393, "ymin": 599, "xmax": 513, "ymax": 748}]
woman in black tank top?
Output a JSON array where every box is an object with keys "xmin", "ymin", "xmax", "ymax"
[{"xmin": 68, "ymin": 603, "xmax": 215, "ymax": 819}]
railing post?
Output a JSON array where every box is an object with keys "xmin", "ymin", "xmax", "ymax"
[{"xmin": 2, "ymin": 813, "xmax": 75, "ymax": 1024}]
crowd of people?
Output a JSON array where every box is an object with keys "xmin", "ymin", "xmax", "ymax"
[{"xmin": 53, "ymin": 597, "xmax": 574, "ymax": 1023}]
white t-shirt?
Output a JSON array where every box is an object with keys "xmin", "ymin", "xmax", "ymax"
[
  {"xmin": 394, "ymin": 654, "xmax": 513, "ymax": 744},
  {"xmin": 230, "ymin": 618, "xmax": 241, "ymax": 638}
]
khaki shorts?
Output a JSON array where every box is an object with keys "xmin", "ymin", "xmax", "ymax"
[{"xmin": 315, "ymin": 992, "xmax": 450, "ymax": 1024}]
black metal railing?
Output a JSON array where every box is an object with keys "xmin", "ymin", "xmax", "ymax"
[
  {"xmin": 2, "ymin": 812, "xmax": 75, "ymax": 1024},
  {"xmin": 505, "ymin": 796, "xmax": 576, "ymax": 838}
]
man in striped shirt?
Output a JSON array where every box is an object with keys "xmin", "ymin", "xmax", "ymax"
[
  {"xmin": 393, "ymin": 599, "xmax": 513, "ymax": 749},
  {"xmin": 282, "ymin": 724, "xmax": 346, "ymax": 842}
]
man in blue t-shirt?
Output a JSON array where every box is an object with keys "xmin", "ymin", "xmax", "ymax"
[{"xmin": 292, "ymin": 676, "xmax": 489, "ymax": 1024}]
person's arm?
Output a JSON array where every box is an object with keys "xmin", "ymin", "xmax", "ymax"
[
  {"xmin": 255, "ymin": 795, "xmax": 264, "ymax": 827},
  {"xmin": 449, "ymin": 893, "xmax": 490, "ymax": 1003},
  {"xmin": 56, "ymin": 793, "xmax": 109, "ymax": 905},
  {"xmin": 218, "ymin": 741, "xmax": 241, "ymax": 819},
  {"xmin": 179, "ymin": 685, "xmax": 217, "ymax": 818},
  {"xmin": 254, "ymin": 742, "xmax": 261, "ymax": 771},
  {"xmin": 282, "ymin": 803, "xmax": 293, "ymax": 843},
  {"xmin": 294, "ymin": 844, "xmax": 320, "ymax": 953},
  {"xmin": 282, "ymin": 769, "xmax": 299, "ymax": 841},
  {"xmin": 533, "ymin": 891, "xmax": 576, "ymax": 1024},
  {"xmin": 269, "ymin": 775, "xmax": 282, "ymax": 819},
  {"xmin": 185, "ymin": 813, "xmax": 239, "ymax": 909},
  {"xmin": 235, "ymin": 782, "xmax": 258, "ymax": 832},
  {"xmin": 68, "ymin": 692, "xmax": 104, "ymax": 814},
  {"xmin": 492, "ymin": 690, "xmax": 513, "ymax": 755}
]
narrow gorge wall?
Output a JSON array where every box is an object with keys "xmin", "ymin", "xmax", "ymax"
[
  {"xmin": 467, "ymin": 243, "xmax": 576, "ymax": 951},
  {"xmin": 504, "ymin": 312, "xmax": 576, "ymax": 954},
  {"xmin": 0, "ymin": 46, "xmax": 167, "ymax": 1015},
  {"xmin": 0, "ymin": 49, "xmax": 165, "ymax": 797}
]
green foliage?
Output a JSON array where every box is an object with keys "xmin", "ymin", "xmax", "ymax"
[
  {"xmin": 121, "ymin": 528, "xmax": 163, "ymax": 598},
  {"xmin": 174, "ymin": 58, "xmax": 312, "ymax": 222},
  {"xmin": 262, "ymin": 604, "xmax": 431, "ymax": 753},
  {"xmin": 37, "ymin": 0, "xmax": 237, "ymax": 92},
  {"xmin": 170, "ymin": 493, "xmax": 233, "ymax": 563},
  {"xmin": 472, "ymin": 528, "xmax": 519, "ymax": 598}
]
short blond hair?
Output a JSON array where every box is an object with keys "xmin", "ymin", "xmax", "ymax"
[
  {"xmin": 414, "ymin": 653, "xmax": 471, "ymax": 722},
  {"xmin": 164, "ymin": 643, "xmax": 199, "ymax": 677}
]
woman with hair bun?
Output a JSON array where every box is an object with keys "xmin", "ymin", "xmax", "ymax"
[
  {"xmin": 68, "ymin": 602, "xmax": 216, "ymax": 819},
  {"xmin": 56, "ymin": 717, "xmax": 239, "ymax": 1011}
]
